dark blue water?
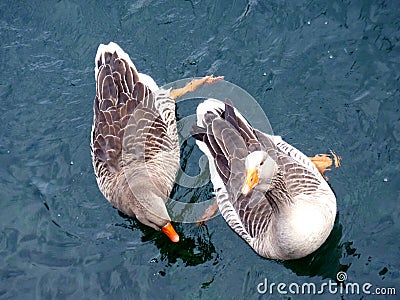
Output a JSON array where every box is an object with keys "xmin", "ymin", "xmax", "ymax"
[{"xmin": 1, "ymin": 1, "xmax": 399, "ymax": 299}]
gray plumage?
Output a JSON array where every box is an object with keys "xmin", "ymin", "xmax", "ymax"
[
  {"xmin": 192, "ymin": 99, "xmax": 336, "ymax": 260},
  {"xmin": 91, "ymin": 42, "xmax": 179, "ymax": 232}
]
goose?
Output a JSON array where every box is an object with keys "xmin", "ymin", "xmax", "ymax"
[
  {"xmin": 91, "ymin": 42, "xmax": 222, "ymax": 242},
  {"xmin": 192, "ymin": 99, "xmax": 339, "ymax": 260}
]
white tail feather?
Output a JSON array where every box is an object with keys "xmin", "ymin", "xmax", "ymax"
[
  {"xmin": 195, "ymin": 98, "xmax": 226, "ymax": 191},
  {"xmin": 196, "ymin": 98, "xmax": 252, "ymax": 128},
  {"xmin": 94, "ymin": 42, "xmax": 159, "ymax": 92}
]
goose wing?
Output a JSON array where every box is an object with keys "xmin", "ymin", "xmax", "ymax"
[
  {"xmin": 192, "ymin": 99, "xmax": 323, "ymax": 243},
  {"xmin": 192, "ymin": 100, "xmax": 275, "ymax": 242},
  {"xmin": 254, "ymin": 130, "xmax": 322, "ymax": 198},
  {"xmin": 91, "ymin": 43, "xmax": 178, "ymax": 197}
]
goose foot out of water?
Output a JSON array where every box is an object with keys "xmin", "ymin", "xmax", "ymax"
[
  {"xmin": 309, "ymin": 150, "xmax": 341, "ymax": 178},
  {"xmin": 170, "ymin": 75, "xmax": 224, "ymax": 100}
]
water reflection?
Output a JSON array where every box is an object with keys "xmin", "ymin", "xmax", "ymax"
[{"xmin": 116, "ymin": 211, "xmax": 219, "ymax": 267}]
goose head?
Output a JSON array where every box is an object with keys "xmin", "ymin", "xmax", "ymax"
[
  {"xmin": 125, "ymin": 189, "xmax": 180, "ymax": 243},
  {"xmin": 241, "ymin": 151, "xmax": 276, "ymax": 195}
]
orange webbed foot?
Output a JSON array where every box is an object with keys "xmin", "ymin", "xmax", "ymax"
[
  {"xmin": 170, "ymin": 75, "xmax": 224, "ymax": 100},
  {"xmin": 309, "ymin": 150, "xmax": 341, "ymax": 180},
  {"xmin": 330, "ymin": 149, "xmax": 341, "ymax": 168}
]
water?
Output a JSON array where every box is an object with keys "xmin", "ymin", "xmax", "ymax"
[{"xmin": 1, "ymin": 0, "xmax": 399, "ymax": 299}]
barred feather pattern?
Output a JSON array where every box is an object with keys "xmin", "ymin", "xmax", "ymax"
[
  {"xmin": 192, "ymin": 99, "xmax": 336, "ymax": 259},
  {"xmin": 91, "ymin": 43, "xmax": 179, "ymax": 215}
]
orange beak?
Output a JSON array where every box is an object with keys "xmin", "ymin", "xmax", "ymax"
[
  {"xmin": 161, "ymin": 222, "xmax": 180, "ymax": 242},
  {"xmin": 241, "ymin": 169, "xmax": 259, "ymax": 195}
]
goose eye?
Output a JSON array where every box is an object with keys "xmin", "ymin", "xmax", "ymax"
[{"xmin": 260, "ymin": 161, "xmax": 264, "ymax": 166}]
